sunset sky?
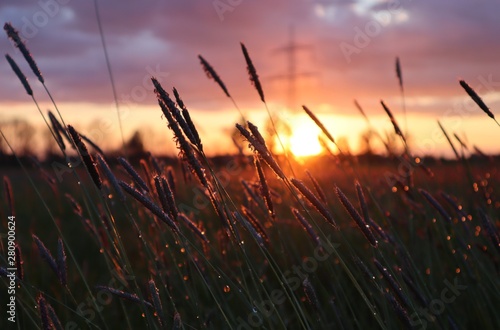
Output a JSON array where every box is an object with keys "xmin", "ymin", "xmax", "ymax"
[{"xmin": 0, "ymin": 0, "xmax": 499, "ymax": 157}]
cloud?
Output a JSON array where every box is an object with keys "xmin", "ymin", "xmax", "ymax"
[{"xmin": 0, "ymin": 0, "xmax": 498, "ymax": 118}]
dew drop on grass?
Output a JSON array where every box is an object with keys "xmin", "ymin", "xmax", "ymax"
[{"xmin": 223, "ymin": 285, "xmax": 230, "ymax": 293}]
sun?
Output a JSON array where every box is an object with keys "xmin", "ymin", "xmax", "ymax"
[{"xmin": 287, "ymin": 120, "xmax": 323, "ymax": 158}]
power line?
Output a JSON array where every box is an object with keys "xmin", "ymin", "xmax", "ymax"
[{"xmin": 269, "ymin": 25, "xmax": 317, "ymax": 111}]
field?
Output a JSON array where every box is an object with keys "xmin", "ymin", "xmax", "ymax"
[{"xmin": 1, "ymin": 21, "xmax": 500, "ymax": 330}]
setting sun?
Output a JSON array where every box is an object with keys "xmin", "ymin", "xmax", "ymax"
[{"xmin": 287, "ymin": 120, "xmax": 323, "ymax": 157}]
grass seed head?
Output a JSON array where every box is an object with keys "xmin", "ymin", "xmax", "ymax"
[
  {"xmin": 96, "ymin": 155, "xmax": 125, "ymax": 201},
  {"xmin": 336, "ymin": 185, "xmax": 378, "ymax": 247},
  {"xmin": 37, "ymin": 294, "xmax": 51, "ymax": 330},
  {"xmin": 303, "ymin": 105, "xmax": 335, "ymax": 144},
  {"xmin": 179, "ymin": 213, "xmax": 209, "ymax": 244},
  {"xmin": 198, "ymin": 54, "xmax": 231, "ymax": 97},
  {"xmin": 292, "ymin": 178, "xmax": 338, "ymax": 229},
  {"xmin": 95, "ymin": 286, "xmax": 154, "ymax": 309},
  {"xmin": 15, "ymin": 244, "xmax": 24, "ymax": 281},
  {"xmin": 57, "ymin": 238, "xmax": 67, "ymax": 286},
  {"xmin": 47, "ymin": 111, "xmax": 66, "ymax": 151},
  {"xmin": 5, "ymin": 54, "xmax": 33, "ymax": 96},
  {"xmin": 237, "ymin": 123, "xmax": 286, "ymax": 180},
  {"xmin": 459, "ymin": 79, "xmax": 496, "ymax": 121},
  {"xmin": 32, "ymin": 235, "xmax": 60, "ymax": 283},
  {"xmin": 303, "ymin": 277, "xmax": 320, "ymax": 311},
  {"xmin": 306, "ymin": 170, "xmax": 327, "ymax": 205},
  {"xmin": 173, "ymin": 311, "xmax": 182, "ymax": 330},
  {"xmin": 148, "ymin": 279, "xmax": 167, "ymax": 327},
  {"xmin": 380, "ymin": 100, "xmax": 406, "ymax": 144},
  {"xmin": 241, "ymin": 42, "xmax": 265, "ymax": 103},
  {"xmin": 119, "ymin": 180, "xmax": 179, "ymax": 233},
  {"xmin": 47, "ymin": 303, "xmax": 63, "ymax": 330},
  {"xmin": 67, "ymin": 125, "xmax": 102, "ymax": 189},
  {"xmin": 4, "ymin": 23, "xmax": 44, "ymax": 83},
  {"xmin": 419, "ymin": 189, "xmax": 452, "ymax": 224},
  {"xmin": 291, "ymin": 208, "xmax": 321, "ymax": 246},
  {"xmin": 118, "ymin": 157, "xmax": 150, "ymax": 192},
  {"xmin": 396, "ymin": 57, "xmax": 403, "ymax": 90},
  {"xmin": 254, "ymin": 156, "xmax": 275, "ymax": 219}
]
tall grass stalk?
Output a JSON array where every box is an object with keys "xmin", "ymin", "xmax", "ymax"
[
  {"xmin": 0, "ymin": 130, "xmax": 110, "ymax": 328},
  {"xmin": 93, "ymin": 0, "xmax": 127, "ymax": 156},
  {"xmin": 240, "ymin": 42, "xmax": 296, "ymax": 177},
  {"xmin": 2, "ymin": 31, "xmax": 499, "ymax": 329}
]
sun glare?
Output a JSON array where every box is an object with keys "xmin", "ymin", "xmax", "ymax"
[{"xmin": 288, "ymin": 120, "xmax": 323, "ymax": 157}]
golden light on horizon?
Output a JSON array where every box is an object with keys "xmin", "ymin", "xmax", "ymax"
[{"xmin": 287, "ymin": 120, "xmax": 323, "ymax": 158}]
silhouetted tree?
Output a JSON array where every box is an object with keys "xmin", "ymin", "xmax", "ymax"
[
  {"xmin": 359, "ymin": 129, "xmax": 376, "ymax": 155},
  {"xmin": 42, "ymin": 128, "xmax": 59, "ymax": 157},
  {"xmin": 0, "ymin": 118, "xmax": 36, "ymax": 155},
  {"xmin": 125, "ymin": 130, "xmax": 145, "ymax": 156}
]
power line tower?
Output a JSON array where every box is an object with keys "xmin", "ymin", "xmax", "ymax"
[{"xmin": 270, "ymin": 25, "xmax": 316, "ymax": 111}]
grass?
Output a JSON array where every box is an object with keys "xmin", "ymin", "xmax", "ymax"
[{"xmin": 1, "ymin": 22, "xmax": 499, "ymax": 330}]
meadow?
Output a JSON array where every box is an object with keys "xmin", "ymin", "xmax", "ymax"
[{"xmin": 1, "ymin": 22, "xmax": 500, "ymax": 330}]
